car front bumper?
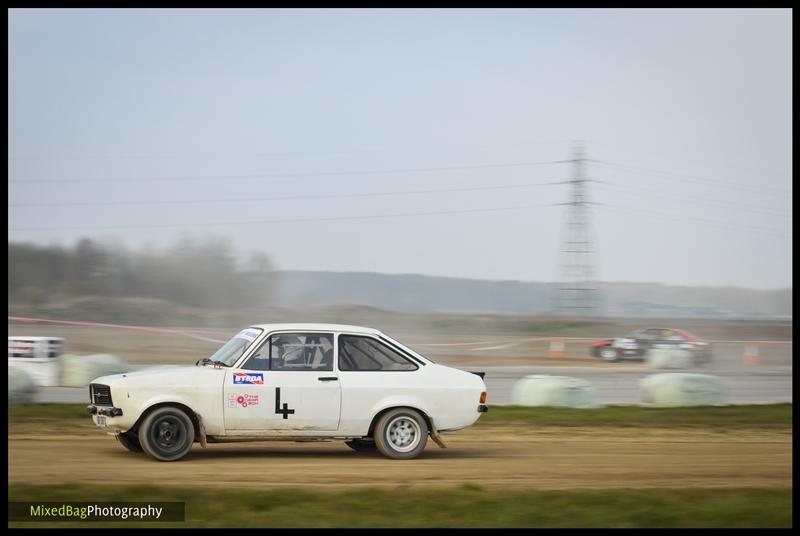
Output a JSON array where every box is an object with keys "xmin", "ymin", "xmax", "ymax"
[{"xmin": 86, "ymin": 404, "xmax": 123, "ymax": 417}]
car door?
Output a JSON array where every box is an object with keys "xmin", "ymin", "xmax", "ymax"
[
  {"xmin": 336, "ymin": 334, "xmax": 421, "ymax": 433},
  {"xmin": 648, "ymin": 328, "xmax": 674, "ymax": 349},
  {"xmin": 638, "ymin": 328, "xmax": 663, "ymax": 354},
  {"xmin": 223, "ymin": 331, "xmax": 341, "ymax": 432}
]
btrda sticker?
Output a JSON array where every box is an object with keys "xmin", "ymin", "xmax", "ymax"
[{"xmin": 228, "ymin": 394, "xmax": 260, "ymax": 408}]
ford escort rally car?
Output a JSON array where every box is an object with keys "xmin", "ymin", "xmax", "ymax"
[
  {"xmin": 87, "ymin": 324, "xmax": 488, "ymax": 461},
  {"xmin": 590, "ymin": 327, "xmax": 713, "ymax": 364}
]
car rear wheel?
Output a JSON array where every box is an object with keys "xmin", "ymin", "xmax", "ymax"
[
  {"xmin": 138, "ymin": 407, "xmax": 195, "ymax": 462},
  {"xmin": 116, "ymin": 431, "xmax": 143, "ymax": 452},
  {"xmin": 344, "ymin": 438, "xmax": 377, "ymax": 452},
  {"xmin": 374, "ymin": 408, "xmax": 429, "ymax": 460}
]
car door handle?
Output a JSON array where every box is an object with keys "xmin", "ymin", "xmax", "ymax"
[{"xmin": 318, "ymin": 376, "xmax": 338, "ymax": 382}]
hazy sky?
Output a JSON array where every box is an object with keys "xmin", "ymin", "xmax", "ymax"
[{"xmin": 8, "ymin": 8, "xmax": 792, "ymax": 289}]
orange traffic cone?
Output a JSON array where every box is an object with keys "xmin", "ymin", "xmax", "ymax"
[
  {"xmin": 549, "ymin": 338, "xmax": 565, "ymax": 359},
  {"xmin": 743, "ymin": 344, "xmax": 759, "ymax": 366}
]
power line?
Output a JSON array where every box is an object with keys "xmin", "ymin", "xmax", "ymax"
[
  {"xmin": 8, "ymin": 181, "xmax": 558, "ymax": 208},
  {"xmin": 9, "ymin": 159, "xmax": 571, "ymax": 184},
  {"xmin": 9, "ymin": 204, "xmax": 553, "ymax": 232},
  {"xmin": 591, "ymin": 143, "xmax": 790, "ymax": 184},
  {"xmin": 10, "ymin": 174, "xmax": 785, "ymax": 218},
  {"xmin": 597, "ymin": 203, "xmax": 789, "ymax": 238},
  {"xmin": 592, "ymin": 160, "xmax": 790, "ymax": 196},
  {"xmin": 9, "ymin": 197, "xmax": 790, "ymax": 237},
  {"xmin": 595, "ymin": 181, "xmax": 791, "ymax": 219},
  {"xmin": 8, "ymin": 139, "xmax": 571, "ymax": 162}
]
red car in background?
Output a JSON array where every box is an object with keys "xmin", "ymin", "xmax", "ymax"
[{"xmin": 590, "ymin": 327, "xmax": 712, "ymax": 364}]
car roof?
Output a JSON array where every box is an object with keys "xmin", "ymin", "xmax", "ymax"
[{"xmin": 248, "ymin": 323, "xmax": 383, "ymax": 335}]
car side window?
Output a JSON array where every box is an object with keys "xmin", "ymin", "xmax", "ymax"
[
  {"xmin": 627, "ymin": 329, "xmax": 645, "ymax": 339},
  {"xmin": 271, "ymin": 333, "xmax": 334, "ymax": 371},
  {"xmin": 242, "ymin": 333, "xmax": 334, "ymax": 371},
  {"xmin": 242, "ymin": 338, "xmax": 270, "ymax": 371},
  {"xmin": 338, "ymin": 335, "xmax": 418, "ymax": 371},
  {"xmin": 643, "ymin": 329, "xmax": 662, "ymax": 340}
]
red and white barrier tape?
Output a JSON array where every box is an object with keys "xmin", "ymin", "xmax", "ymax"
[
  {"xmin": 8, "ymin": 316, "xmax": 791, "ymax": 346},
  {"xmin": 8, "ymin": 316, "xmax": 227, "ymax": 343}
]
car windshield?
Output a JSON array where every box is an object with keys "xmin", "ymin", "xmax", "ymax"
[{"xmin": 206, "ymin": 327, "xmax": 263, "ymax": 366}]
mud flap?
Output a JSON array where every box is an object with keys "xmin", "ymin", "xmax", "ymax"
[
  {"xmin": 429, "ymin": 418, "xmax": 447, "ymax": 449},
  {"xmin": 197, "ymin": 414, "xmax": 207, "ymax": 448}
]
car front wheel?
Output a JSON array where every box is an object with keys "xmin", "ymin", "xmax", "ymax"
[
  {"xmin": 374, "ymin": 408, "xmax": 429, "ymax": 460},
  {"xmin": 138, "ymin": 407, "xmax": 195, "ymax": 462}
]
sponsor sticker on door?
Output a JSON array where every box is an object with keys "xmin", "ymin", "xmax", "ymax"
[
  {"xmin": 232, "ymin": 372, "xmax": 264, "ymax": 385},
  {"xmin": 228, "ymin": 394, "xmax": 260, "ymax": 408}
]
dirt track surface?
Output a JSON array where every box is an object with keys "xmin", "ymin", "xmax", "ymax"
[{"xmin": 9, "ymin": 426, "xmax": 791, "ymax": 491}]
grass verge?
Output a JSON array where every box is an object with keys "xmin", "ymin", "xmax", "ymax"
[
  {"xmin": 477, "ymin": 403, "xmax": 793, "ymax": 429},
  {"xmin": 7, "ymin": 484, "xmax": 791, "ymax": 528},
  {"xmin": 9, "ymin": 403, "xmax": 92, "ymax": 423}
]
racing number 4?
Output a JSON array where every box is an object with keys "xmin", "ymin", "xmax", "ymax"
[{"xmin": 274, "ymin": 387, "xmax": 295, "ymax": 419}]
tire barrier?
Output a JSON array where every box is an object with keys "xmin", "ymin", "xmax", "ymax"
[
  {"xmin": 645, "ymin": 348, "xmax": 692, "ymax": 369},
  {"xmin": 510, "ymin": 375, "xmax": 600, "ymax": 408},
  {"xmin": 7, "ymin": 358, "xmax": 61, "ymax": 387},
  {"xmin": 59, "ymin": 354, "xmax": 130, "ymax": 388},
  {"xmin": 640, "ymin": 373, "xmax": 726, "ymax": 407},
  {"xmin": 8, "ymin": 366, "xmax": 39, "ymax": 405}
]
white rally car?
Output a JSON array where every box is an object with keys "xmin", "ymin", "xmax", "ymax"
[{"xmin": 87, "ymin": 324, "xmax": 488, "ymax": 461}]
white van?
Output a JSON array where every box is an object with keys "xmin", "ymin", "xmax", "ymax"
[{"xmin": 8, "ymin": 336, "xmax": 64, "ymax": 386}]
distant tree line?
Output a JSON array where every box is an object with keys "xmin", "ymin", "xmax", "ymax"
[{"xmin": 8, "ymin": 236, "xmax": 275, "ymax": 309}]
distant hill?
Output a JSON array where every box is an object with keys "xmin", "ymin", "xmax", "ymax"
[{"xmin": 272, "ymin": 271, "xmax": 792, "ymax": 319}]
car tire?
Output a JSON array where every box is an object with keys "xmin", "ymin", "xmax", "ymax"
[
  {"xmin": 600, "ymin": 347, "xmax": 620, "ymax": 362},
  {"xmin": 374, "ymin": 408, "xmax": 429, "ymax": 460},
  {"xmin": 138, "ymin": 406, "xmax": 195, "ymax": 462},
  {"xmin": 344, "ymin": 438, "xmax": 377, "ymax": 452},
  {"xmin": 116, "ymin": 431, "xmax": 143, "ymax": 453}
]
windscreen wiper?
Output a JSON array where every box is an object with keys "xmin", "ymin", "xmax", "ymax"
[{"xmin": 195, "ymin": 357, "xmax": 229, "ymax": 367}]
